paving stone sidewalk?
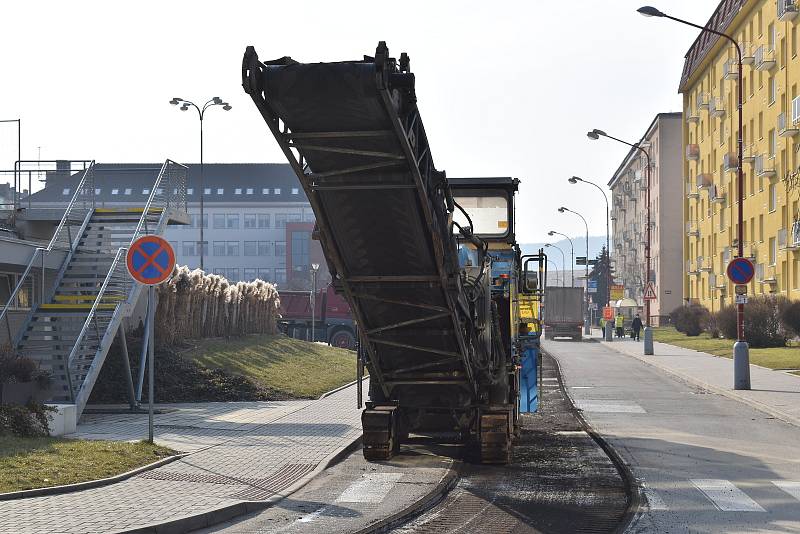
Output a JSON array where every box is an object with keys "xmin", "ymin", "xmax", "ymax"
[
  {"xmin": 595, "ymin": 332, "xmax": 800, "ymax": 426},
  {"xmin": 0, "ymin": 383, "xmax": 365, "ymax": 534}
]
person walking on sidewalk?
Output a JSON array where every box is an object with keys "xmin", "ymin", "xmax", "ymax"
[
  {"xmin": 631, "ymin": 314, "xmax": 643, "ymax": 341},
  {"xmin": 615, "ymin": 313, "xmax": 625, "ymax": 338}
]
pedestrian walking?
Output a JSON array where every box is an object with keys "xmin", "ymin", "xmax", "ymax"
[
  {"xmin": 631, "ymin": 314, "xmax": 643, "ymax": 341},
  {"xmin": 615, "ymin": 312, "xmax": 624, "ymax": 338}
]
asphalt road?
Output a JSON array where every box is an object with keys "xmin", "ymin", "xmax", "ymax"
[{"xmin": 544, "ymin": 338, "xmax": 800, "ymax": 534}]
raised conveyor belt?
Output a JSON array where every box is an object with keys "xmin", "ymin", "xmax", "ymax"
[{"xmin": 243, "ymin": 43, "xmax": 483, "ymax": 419}]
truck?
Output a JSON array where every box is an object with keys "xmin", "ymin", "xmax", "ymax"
[
  {"xmin": 543, "ymin": 286, "xmax": 584, "ymax": 341},
  {"xmin": 242, "ymin": 41, "xmax": 546, "ymax": 463},
  {"xmin": 278, "ymin": 286, "xmax": 357, "ymax": 350}
]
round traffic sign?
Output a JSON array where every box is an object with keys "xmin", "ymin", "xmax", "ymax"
[
  {"xmin": 726, "ymin": 257, "xmax": 755, "ymax": 285},
  {"xmin": 126, "ymin": 235, "xmax": 175, "ymax": 285}
]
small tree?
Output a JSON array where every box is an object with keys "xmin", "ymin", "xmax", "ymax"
[
  {"xmin": 780, "ymin": 300, "xmax": 800, "ymax": 338},
  {"xmin": 717, "ymin": 295, "xmax": 789, "ymax": 348},
  {"xmin": 670, "ymin": 304, "xmax": 710, "ymax": 337}
]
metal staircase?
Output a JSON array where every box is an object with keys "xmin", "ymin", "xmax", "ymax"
[{"xmin": 0, "ymin": 160, "xmax": 188, "ymax": 419}]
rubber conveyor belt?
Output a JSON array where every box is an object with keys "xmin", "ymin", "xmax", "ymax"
[{"xmin": 243, "ymin": 42, "xmax": 479, "ymax": 408}]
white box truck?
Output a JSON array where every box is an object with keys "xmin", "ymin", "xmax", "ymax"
[{"xmin": 544, "ymin": 286, "xmax": 584, "ymax": 341}]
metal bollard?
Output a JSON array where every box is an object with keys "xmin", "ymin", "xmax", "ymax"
[
  {"xmin": 605, "ymin": 321, "xmax": 613, "ymax": 342},
  {"xmin": 733, "ymin": 341, "xmax": 751, "ymax": 390},
  {"xmin": 643, "ymin": 326, "xmax": 654, "ymax": 355}
]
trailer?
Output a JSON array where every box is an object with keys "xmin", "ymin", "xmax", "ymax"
[
  {"xmin": 243, "ymin": 42, "xmax": 545, "ymax": 463},
  {"xmin": 544, "ymin": 286, "xmax": 584, "ymax": 341},
  {"xmin": 278, "ymin": 286, "xmax": 357, "ymax": 350}
]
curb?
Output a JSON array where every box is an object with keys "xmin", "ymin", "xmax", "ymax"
[
  {"xmin": 0, "ymin": 452, "xmax": 187, "ymax": 501},
  {"xmin": 319, "ymin": 376, "xmax": 369, "ymax": 399},
  {"xmin": 120, "ymin": 435, "xmax": 364, "ymax": 534},
  {"xmin": 354, "ymin": 459, "xmax": 461, "ymax": 534},
  {"xmin": 600, "ymin": 340, "xmax": 800, "ymax": 431}
]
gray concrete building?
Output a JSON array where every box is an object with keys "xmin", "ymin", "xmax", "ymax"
[{"xmin": 608, "ymin": 113, "xmax": 683, "ymax": 324}]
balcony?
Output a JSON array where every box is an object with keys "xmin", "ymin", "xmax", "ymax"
[
  {"xmin": 755, "ymin": 155, "xmax": 776, "ymax": 177},
  {"xmin": 686, "ymin": 108, "xmax": 700, "ymax": 123},
  {"xmin": 723, "ymin": 152, "xmax": 739, "ymax": 172},
  {"xmin": 742, "ymin": 144, "xmax": 757, "ymax": 163},
  {"xmin": 697, "ymin": 93, "xmax": 711, "ymax": 110},
  {"xmin": 779, "ymin": 0, "xmax": 799, "ymax": 21},
  {"xmin": 778, "ymin": 112, "xmax": 799, "ymax": 137},
  {"xmin": 699, "ymin": 256, "xmax": 712, "ymax": 273},
  {"xmin": 686, "ymin": 182, "xmax": 699, "ymax": 199},
  {"xmin": 686, "ymin": 221, "xmax": 700, "ymax": 238},
  {"xmin": 686, "ymin": 144, "xmax": 700, "ymax": 160},
  {"xmin": 740, "ymin": 42, "xmax": 755, "ymax": 65},
  {"xmin": 755, "ymin": 45, "xmax": 777, "ymax": 71},
  {"xmin": 762, "ymin": 265, "xmax": 778, "ymax": 285},
  {"xmin": 710, "ymin": 96, "xmax": 725, "ymax": 118},
  {"xmin": 793, "ymin": 96, "xmax": 800, "ymax": 125},
  {"xmin": 723, "ymin": 247, "xmax": 732, "ymax": 263},
  {"xmin": 696, "ymin": 173, "xmax": 713, "ymax": 189},
  {"xmin": 687, "ymin": 259, "xmax": 699, "ymax": 276},
  {"xmin": 723, "ymin": 59, "xmax": 739, "ymax": 80},
  {"xmin": 711, "ymin": 185, "xmax": 726, "ymax": 204},
  {"xmin": 781, "ymin": 222, "xmax": 800, "ymax": 251}
]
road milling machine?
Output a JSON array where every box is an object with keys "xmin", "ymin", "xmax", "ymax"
[{"xmin": 242, "ymin": 42, "xmax": 545, "ymax": 463}]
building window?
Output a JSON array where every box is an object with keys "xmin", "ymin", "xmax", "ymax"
[
  {"xmin": 143, "ymin": 189, "xmax": 150, "ymax": 195},
  {"xmin": 217, "ymin": 188, "xmax": 224, "ymax": 195},
  {"xmin": 769, "ymin": 237, "xmax": 777, "ymax": 265},
  {"xmin": 257, "ymin": 268, "xmax": 272, "ymax": 281},
  {"xmin": 235, "ymin": 188, "xmax": 242, "ymax": 195},
  {"xmin": 287, "ymin": 213, "xmax": 301, "ymax": 224},
  {"xmin": 204, "ymin": 188, "xmax": 211, "ymax": 195},
  {"xmin": 125, "ymin": 188, "xmax": 132, "ymax": 195},
  {"xmin": 274, "ymin": 188, "xmax": 281, "ymax": 194},
  {"xmin": 291, "ymin": 230, "xmax": 311, "ymax": 274},
  {"xmin": 95, "ymin": 188, "xmax": 101, "ymax": 195},
  {"xmin": 156, "ymin": 188, "xmax": 164, "ymax": 196},
  {"xmin": 244, "ymin": 268, "xmax": 257, "ymax": 280},
  {"xmin": 275, "ymin": 241, "xmax": 286, "ymax": 257},
  {"xmin": 247, "ymin": 188, "xmax": 253, "ymax": 195},
  {"xmin": 226, "ymin": 241, "xmax": 240, "ymax": 256},
  {"xmin": 187, "ymin": 188, "xmax": 193, "ymax": 195},
  {"xmin": 213, "ymin": 241, "xmax": 226, "ymax": 256},
  {"xmin": 262, "ymin": 188, "xmax": 270, "ymax": 195},
  {"xmin": 257, "ymin": 241, "xmax": 271, "ymax": 256},
  {"xmin": 291, "ymin": 188, "xmax": 299, "ymax": 195},
  {"xmin": 213, "ymin": 213, "xmax": 226, "ymax": 229},
  {"xmin": 258, "ymin": 213, "xmax": 270, "ymax": 228},
  {"xmin": 302, "ymin": 212, "xmax": 315, "ymax": 222},
  {"xmin": 275, "ymin": 214, "xmax": 287, "ymax": 228},
  {"xmin": 769, "ymin": 129, "xmax": 776, "ymax": 157},
  {"xmin": 244, "ymin": 214, "xmax": 257, "ymax": 229},
  {"xmin": 227, "ymin": 268, "xmax": 239, "ymax": 282},
  {"xmin": 111, "ymin": 188, "xmax": 119, "ymax": 195},
  {"xmin": 769, "ymin": 77, "xmax": 776, "ymax": 105},
  {"xmin": 62, "ymin": 188, "xmax": 70, "ymax": 195},
  {"xmin": 182, "ymin": 241, "xmax": 197, "ymax": 256},
  {"xmin": 769, "ymin": 183, "xmax": 777, "ymax": 212},
  {"xmin": 226, "ymin": 214, "xmax": 239, "ymax": 229},
  {"xmin": 244, "ymin": 241, "xmax": 258, "ymax": 256},
  {"xmin": 274, "ymin": 268, "xmax": 286, "ymax": 284}
]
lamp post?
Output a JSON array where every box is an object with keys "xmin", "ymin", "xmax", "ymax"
[
  {"xmin": 545, "ymin": 243, "xmax": 566, "ymax": 287},
  {"xmin": 588, "ymin": 128, "xmax": 654, "ymax": 354},
  {"xmin": 558, "ymin": 207, "xmax": 590, "ymax": 335},
  {"xmin": 548, "ymin": 230, "xmax": 574, "ymax": 287},
  {"xmin": 169, "ymin": 97, "xmax": 231, "ymax": 271},
  {"xmin": 0, "ymin": 119, "xmax": 21, "ymax": 217},
  {"xmin": 638, "ymin": 5, "xmax": 748, "ymax": 386},
  {"xmin": 310, "ymin": 263, "xmax": 320, "ymax": 343},
  {"xmin": 569, "ymin": 176, "xmax": 610, "ymax": 307}
]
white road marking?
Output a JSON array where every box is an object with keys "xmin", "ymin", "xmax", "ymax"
[
  {"xmin": 336, "ymin": 473, "xmax": 404, "ymax": 503},
  {"xmin": 571, "ymin": 386, "xmax": 594, "ymax": 389},
  {"xmin": 644, "ymin": 488, "xmax": 668, "ymax": 511},
  {"xmin": 554, "ymin": 430, "xmax": 587, "ymax": 437},
  {"xmin": 772, "ymin": 481, "xmax": 800, "ymax": 500},
  {"xmin": 541, "ymin": 378, "xmax": 558, "ymax": 381},
  {"xmin": 574, "ymin": 400, "xmax": 646, "ymax": 413},
  {"xmin": 690, "ymin": 479, "xmax": 766, "ymax": 512},
  {"xmin": 297, "ymin": 506, "xmax": 329, "ymax": 523}
]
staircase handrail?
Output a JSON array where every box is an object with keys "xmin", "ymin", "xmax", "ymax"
[
  {"xmin": 63, "ymin": 247, "xmax": 129, "ymax": 399},
  {"xmin": 129, "ymin": 159, "xmax": 188, "ymax": 244},
  {"xmin": 0, "ymin": 161, "xmax": 96, "ymax": 346}
]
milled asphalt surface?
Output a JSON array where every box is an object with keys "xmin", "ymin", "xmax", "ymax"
[{"xmin": 545, "ymin": 337, "xmax": 800, "ymax": 533}]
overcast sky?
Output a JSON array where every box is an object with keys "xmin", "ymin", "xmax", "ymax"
[{"xmin": 0, "ymin": 0, "xmax": 720, "ymax": 243}]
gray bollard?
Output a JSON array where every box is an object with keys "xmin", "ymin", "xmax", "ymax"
[
  {"xmin": 643, "ymin": 326, "xmax": 654, "ymax": 355},
  {"xmin": 605, "ymin": 321, "xmax": 613, "ymax": 342},
  {"xmin": 733, "ymin": 341, "xmax": 751, "ymax": 390},
  {"xmin": 584, "ymin": 318, "xmax": 591, "ymax": 336}
]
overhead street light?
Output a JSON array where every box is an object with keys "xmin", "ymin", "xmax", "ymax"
[
  {"xmin": 169, "ymin": 97, "xmax": 232, "ymax": 271},
  {"xmin": 548, "ymin": 230, "xmax": 575, "ymax": 287},
  {"xmin": 558, "ymin": 207, "xmax": 591, "ymax": 335},
  {"xmin": 638, "ymin": 5, "xmax": 749, "ymax": 388},
  {"xmin": 570, "ymin": 176, "xmax": 611, "ymax": 309},
  {"xmin": 545, "ymin": 243, "xmax": 566, "ymax": 287}
]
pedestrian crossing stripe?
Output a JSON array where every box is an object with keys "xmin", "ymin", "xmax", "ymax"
[{"xmin": 690, "ymin": 479, "xmax": 766, "ymax": 512}]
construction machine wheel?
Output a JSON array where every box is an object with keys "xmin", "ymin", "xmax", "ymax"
[
  {"xmin": 329, "ymin": 327, "xmax": 357, "ymax": 350},
  {"xmin": 362, "ymin": 405, "xmax": 400, "ymax": 461}
]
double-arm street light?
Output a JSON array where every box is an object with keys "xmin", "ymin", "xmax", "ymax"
[
  {"xmin": 588, "ymin": 128, "xmax": 654, "ymax": 352},
  {"xmin": 545, "ymin": 243, "xmax": 566, "ymax": 287},
  {"xmin": 638, "ymin": 5, "xmax": 748, "ymax": 388},
  {"xmin": 558, "ymin": 207, "xmax": 591, "ymax": 335},
  {"xmin": 1, "ymin": 119, "xmax": 21, "ymax": 217},
  {"xmin": 569, "ymin": 176, "xmax": 610, "ymax": 308},
  {"xmin": 169, "ymin": 97, "xmax": 232, "ymax": 271},
  {"xmin": 548, "ymin": 231, "xmax": 574, "ymax": 287}
]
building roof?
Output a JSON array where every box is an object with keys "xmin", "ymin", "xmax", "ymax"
[
  {"xmin": 678, "ymin": 0, "xmax": 747, "ymax": 92},
  {"xmin": 25, "ymin": 163, "xmax": 307, "ymax": 204},
  {"xmin": 607, "ymin": 113, "xmax": 682, "ymax": 189}
]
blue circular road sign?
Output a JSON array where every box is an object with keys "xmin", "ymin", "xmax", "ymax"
[{"xmin": 726, "ymin": 257, "xmax": 755, "ymax": 285}]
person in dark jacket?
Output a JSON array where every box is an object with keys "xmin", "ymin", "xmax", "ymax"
[{"xmin": 631, "ymin": 314, "xmax": 643, "ymax": 341}]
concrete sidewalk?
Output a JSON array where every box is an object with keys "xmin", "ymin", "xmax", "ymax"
[
  {"xmin": 596, "ymin": 331, "xmax": 800, "ymax": 428},
  {"xmin": 0, "ymin": 382, "xmax": 366, "ymax": 534}
]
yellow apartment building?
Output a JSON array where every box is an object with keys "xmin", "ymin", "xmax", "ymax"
[{"xmin": 681, "ymin": 0, "xmax": 800, "ymax": 312}]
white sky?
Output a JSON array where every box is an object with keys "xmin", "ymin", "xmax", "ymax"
[{"xmin": 0, "ymin": 0, "xmax": 720, "ymax": 243}]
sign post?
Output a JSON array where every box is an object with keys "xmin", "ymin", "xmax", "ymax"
[
  {"xmin": 726, "ymin": 257, "xmax": 755, "ymax": 390},
  {"xmin": 126, "ymin": 235, "xmax": 175, "ymax": 443}
]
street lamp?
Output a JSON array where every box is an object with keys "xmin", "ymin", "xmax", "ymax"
[
  {"xmin": 548, "ymin": 230, "xmax": 574, "ymax": 287},
  {"xmin": 0, "ymin": 119, "xmax": 21, "ymax": 219},
  {"xmin": 545, "ymin": 243, "xmax": 566, "ymax": 287},
  {"xmin": 169, "ymin": 97, "xmax": 231, "ymax": 271},
  {"xmin": 588, "ymin": 128, "xmax": 654, "ymax": 353},
  {"xmin": 569, "ymin": 176, "xmax": 611, "ymax": 308},
  {"xmin": 310, "ymin": 263, "xmax": 320, "ymax": 343},
  {"xmin": 558, "ymin": 207, "xmax": 591, "ymax": 335},
  {"xmin": 638, "ymin": 5, "xmax": 748, "ymax": 387}
]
